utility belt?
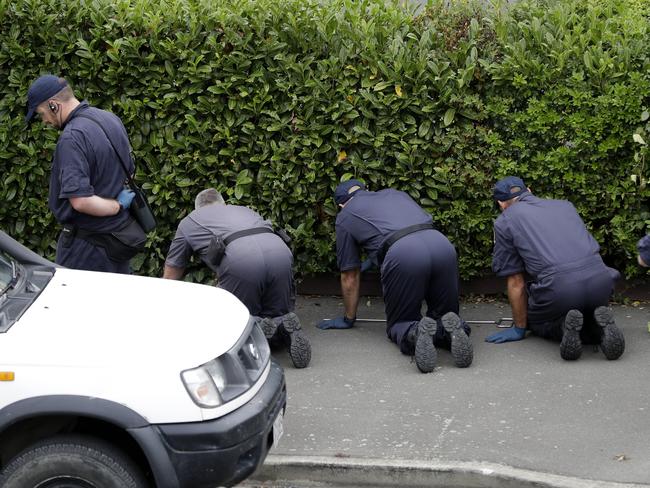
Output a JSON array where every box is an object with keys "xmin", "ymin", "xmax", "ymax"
[
  {"xmin": 205, "ymin": 226, "xmax": 292, "ymax": 268},
  {"xmin": 376, "ymin": 222, "xmax": 436, "ymax": 265},
  {"xmin": 61, "ymin": 218, "xmax": 146, "ymax": 262}
]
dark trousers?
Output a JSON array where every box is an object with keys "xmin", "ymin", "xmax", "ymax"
[
  {"xmin": 526, "ymin": 264, "xmax": 617, "ymax": 344},
  {"xmin": 382, "ymin": 231, "xmax": 466, "ymax": 354},
  {"xmin": 56, "ymin": 234, "xmax": 130, "ymax": 274},
  {"xmin": 218, "ymin": 235, "xmax": 295, "ymax": 318}
]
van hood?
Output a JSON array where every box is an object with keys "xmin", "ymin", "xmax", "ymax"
[{"xmin": 5, "ymin": 268, "xmax": 250, "ymax": 369}]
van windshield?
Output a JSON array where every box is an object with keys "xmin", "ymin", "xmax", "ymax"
[{"xmin": 0, "ymin": 251, "xmax": 17, "ymax": 295}]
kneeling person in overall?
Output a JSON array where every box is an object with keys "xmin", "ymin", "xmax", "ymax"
[
  {"xmin": 163, "ymin": 188, "xmax": 311, "ymax": 368},
  {"xmin": 318, "ymin": 180, "xmax": 473, "ymax": 373},
  {"xmin": 487, "ymin": 176, "xmax": 624, "ymax": 360},
  {"xmin": 636, "ymin": 234, "xmax": 650, "ymax": 268}
]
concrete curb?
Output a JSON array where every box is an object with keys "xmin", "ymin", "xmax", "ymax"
[{"xmin": 250, "ymin": 455, "xmax": 649, "ymax": 488}]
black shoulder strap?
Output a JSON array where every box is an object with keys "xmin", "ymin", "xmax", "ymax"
[
  {"xmin": 75, "ymin": 113, "xmax": 135, "ymax": 187},
  {"xmin": 224, "ymin": 227, "xmax": 275, "ymax": 246}
]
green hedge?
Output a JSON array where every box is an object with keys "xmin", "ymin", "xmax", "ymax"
[{"xmin": 1, "ymin": 0, "xmax": 649, "ymax": 281}]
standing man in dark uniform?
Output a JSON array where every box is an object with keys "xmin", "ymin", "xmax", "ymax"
[
  {"xmin": 25, "ymin": 74, "xmax": 137, "ymax": 273},
  {"xmin": 487, "ymin": 176, "xmax": 625, "ymax": 360},
  {"xmin": 163, "ymin": 188, "xmax": 311, "ymax": 369},
  {"xmin": 317, "ymin": 180, "xmax": 472, "ymax": 373}
]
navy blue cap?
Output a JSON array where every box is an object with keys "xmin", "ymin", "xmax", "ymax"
[
  {"xmin": 493, "ymin": 176, "xmax": 527, "ymax": 201},
  {"xmin": 334, "ymin": 179, "xmax": 366, "ymax": 205},
  {"xmin": 25, "ymin": 75, "xmax": 68, "ymax": 123}
]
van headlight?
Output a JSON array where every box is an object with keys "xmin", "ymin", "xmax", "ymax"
[
  {"xmin": 181, "ymin": 364, "xmax": 223, "ymax": 408},
  {"xmin": 181, "ymin": 318, "xmax": 271, "ymax": 408}
]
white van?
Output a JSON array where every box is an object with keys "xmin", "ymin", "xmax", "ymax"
[{"xmin": 0, "ymin": 231, "xmax": 285, "ymax": 488}]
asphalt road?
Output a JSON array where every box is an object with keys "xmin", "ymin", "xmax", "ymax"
[{"xmin": 243, "ymin": 295, "xmax": 650, "ymax": 488}]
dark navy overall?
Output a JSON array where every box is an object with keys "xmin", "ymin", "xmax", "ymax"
[
  {"xmin": 492, "ymin": 192, "xmax": 619, "ymax": 343},
  {"xmin": 336, "ymin": 189, "xmax": 467, "ymax": 353},
  {"xmin": 165, "ymin": 204, "xmax": 295, "ymax": 317}
]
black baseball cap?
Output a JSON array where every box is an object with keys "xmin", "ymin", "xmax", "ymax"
[
  {"xmin": 334, "ymin": 179, "xmax": 366, "ymax": 205},
  {"xmin": 493, "ymin": 176, "xmax": 527, "ymax": 201},
  {"xmin": 25, "ymin": 75, "xmax": 68, "ymax": 124}
]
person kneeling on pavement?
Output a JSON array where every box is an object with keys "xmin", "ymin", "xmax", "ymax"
[
  {"xmin": 636, "ymin": 234, "xmax": 650, "ymax": 268},
  {"xmin": 317, "ymin": 179, "xmax": 473, "ymax": 373},
  {"xmin": 487, "ymin": 176, "xmax": 624, "ymax": 361},
  {"xmin": 163, "ymin": 188, "xmax": 311, "ymax": 368}
]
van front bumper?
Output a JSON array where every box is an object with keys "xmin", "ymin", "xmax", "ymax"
[{"xmin": 131, "ymin": 360, "xmax": 286, "ymax": 488}]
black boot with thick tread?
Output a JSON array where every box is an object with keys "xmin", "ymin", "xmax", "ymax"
[
  {"xmin": 442, "ymin": 312, "xmax": 473, "ymax": 368},
  {"xmin": 594, "ymin": 306, "xmax": 625, "ymax": 360},
  {"xmin": 258, "ymin": 317, "xmax": 279, "ymax": 340},
  {"xmin": 281, "ymin": 312, "xmax": 312, "ymax": 368},
  {"xmin": 414, "ymin": 317, "xmax": 437, "ymax": 373},
  {"xmin": 560, "ymin": 309, "xmax": 583, "ymax": 361}
]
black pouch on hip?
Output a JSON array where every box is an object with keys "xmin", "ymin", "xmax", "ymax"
[
  {"xmin": 108, "ymin": 219, "xmax": 147, "ymax": 261},
  {"xmin": 77, "ymin": 219, "xmax": 146, "ymax": 262},
  {"xmin": 129, "ymin": 184, "xmax": 157, "ymax": 233},
  {"xmin": 205, "ymin": 235, "xmax": 226, "ymax": 268},
  {"xmin": 275, "ymin": 229, "xmax": 292, "ymax": 246}
]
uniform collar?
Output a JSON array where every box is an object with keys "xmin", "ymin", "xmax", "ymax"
[
  {"xmin": 499, "ymin": 191, "xmax": 533, "ymax": 217},
  {"xmin": 62, "ymin": 101, "xmax": 90, "ymax": 129}
]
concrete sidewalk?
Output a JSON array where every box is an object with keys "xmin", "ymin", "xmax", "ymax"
[{"xmin": 247, "ymin": 296, "xmax": 650, "ymax": 487}]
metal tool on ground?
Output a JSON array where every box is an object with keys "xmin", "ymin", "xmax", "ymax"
[
  {"xmin": 353, "ymin": 318, "xmax": 386, "ymax": 323},
  {"xmin": 465, "ymin": 317, "xmax": 514, "ymax": 328},
  {"xmin": 339, "ymin": 317, "xmax": 514, "ymax": 328}
]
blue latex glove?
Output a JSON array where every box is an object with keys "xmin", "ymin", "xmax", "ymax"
[
  {"xmin": 117, "ymin": 188, "xmax": 135, "ymax": 210},
  {"xmin": 485, "ymin": 326, "xmax": 526, "ymax": 344},
  {"xmin": 317, "ymin": 316, "xmax": 355, "ymax": 330}
]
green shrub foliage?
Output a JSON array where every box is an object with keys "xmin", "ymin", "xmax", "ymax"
[{"xmin": 1, "ymin": 0, "xmax": 649, "ymax": 280}]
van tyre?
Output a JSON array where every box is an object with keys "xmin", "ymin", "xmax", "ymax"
[{"xmin": 0, "ymin": 434, "xmax": 147, "ymax": 488}]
